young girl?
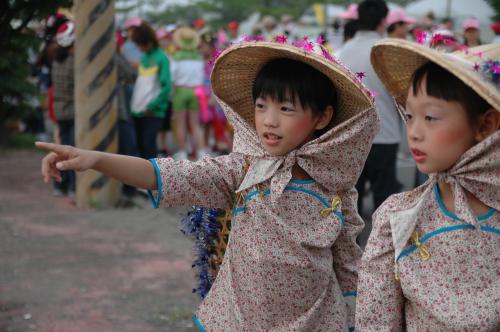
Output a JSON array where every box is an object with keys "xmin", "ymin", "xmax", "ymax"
[
  {"xmin": 170, "ymin": 26, "xmax": 207, "ymax": 160},
  {"xmin": 130, "ymin": 22, "xmax": 171, "ymax": 160},
  {"xmin": 356, "ymin": 39, "xmax": 500, "ymax": 331},
  {"xmin": 36, "ymin": 39, "xmax": 378, "ymax": 331}
]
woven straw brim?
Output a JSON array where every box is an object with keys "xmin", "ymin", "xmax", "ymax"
[
  {"xmin": 371, "ymin": 39, "xmax": 500, "ymax": 112},
  {"xmin": 211, "ymin": 42, "xmax": 373, "ymax": 128}
]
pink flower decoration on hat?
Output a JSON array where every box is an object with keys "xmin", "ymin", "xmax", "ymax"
[
  {"xmin": 209, "ymin": 48, "xmax": 222, "ymax": 65},
  {"xmin": 369, "ymin": 90, "xmax": 379, "ymax": 98},
  {"xmin": 356, "ymin": 72, "xmax": 366, "ymax": 80},
  {"xmin": 321, "ymin": 48, "xmax": 334, "ymax": 61},
  {"xmin": 302, "ymin": 42, "xmax": 314, "ymax": 52},
  {"xmin": 316, "ymin": 35, "xmax": 324, "ymax": 45},
  {"xmin": 274, "ymin": 35, "xmax": 287, "ymax": 44},
  {"xmin": 291, "ymin": 40, "xmax": 313, "ymax": 52},
  {"xmin": 416, "ymin": 31, "xmax": 427, "ymax": 45},
  {"xmin": 480, "ymin": 59, "xmax": 500, "ymax": 85}
]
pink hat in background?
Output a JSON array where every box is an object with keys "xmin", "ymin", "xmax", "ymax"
[
  {"xmin": 462, "ymin": 18, "xmax": 480, "ymax": 31},
  {"xmin": 156, "ymin": 28, "xmax": 168, "ymax": 40},
  {"xmin": 124, "ymin": 16, "xmax": 143, "ymax": 29},
  {"xmin": 386, "ymin": 9, "xmax": 416, "ymax": 27},
  {"xmin": 339, "ymin": 4, "xmax": 358, "ymax": 20}
]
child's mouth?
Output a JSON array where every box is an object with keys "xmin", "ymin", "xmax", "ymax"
[
  {"xmin": 263, "ymin": 132, "xmax": 282, "ymax": 146},
  {"xmin": 411, "ymin": 148, "xmax": 427, "ymax": 163}
]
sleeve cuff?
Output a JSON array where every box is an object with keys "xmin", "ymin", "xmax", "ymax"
[{"xmin": 147, "ymin": 158, "xmax": 162, "ymax": 208}]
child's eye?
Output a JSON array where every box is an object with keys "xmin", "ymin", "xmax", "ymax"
[
  {"xmin": 425, "ymin": 115, "xmax": 439, "ymax": 121},
  {"xmin": 403, "ymin": 112, "xmax": 413, "ymax": 121},
  {"xmin": 255, "ymin": 103, "xmax": 264, "ymax": 109},
  {"xmin": 281, "ymin": 106, "xmax": 294, "ymax": 112}
]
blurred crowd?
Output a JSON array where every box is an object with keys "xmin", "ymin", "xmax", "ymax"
[{"xmin": 24, "ymin": 4, "xmax": 500, "ymax": 207}]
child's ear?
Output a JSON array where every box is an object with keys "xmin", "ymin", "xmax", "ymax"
[
  {"xmin": 315, "ymin": 105, "xmax": 334, "ymax": 130},
  {"xmin": 475, "ymin": 108, "xmax": 500, "ymax": 142}
]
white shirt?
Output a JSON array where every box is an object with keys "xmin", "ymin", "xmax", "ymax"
[
  {"xmin": 338, "ymin": 31, "xmax": 401, "ymax": 144},
  {"xmin": 171, "ymin": 59, "xmax": 204, "ymax": 87}
]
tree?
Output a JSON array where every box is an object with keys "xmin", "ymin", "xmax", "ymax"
[
  {"xmin": 0, "ymin": 0, "xmax": 71, "ymax": 146},
  {"xmin": 487, "ymin": 0, "xmax": 500, "ymax": 21}
]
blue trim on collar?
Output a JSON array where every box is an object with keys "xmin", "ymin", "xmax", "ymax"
[
  {"xmin": 433, "ymin": 183, "xmax": 496, "ymax": 222},
  {"xmin": 478, "ymin": 208, "xmax": 496, "ymax": 221},
  {"xmin": 396, "ymin": 224, "xmax": 475, "ymax": 262},
  {"xmin": 284, "ymin": 186, "xmax": 346, "ymax": 222},
  {"xmin": 284, "ymin": 185, "xmax": 330, "ymax": 206},
  {"xmin": 147, "ymin": 159, "xmax": 162, "ymax": 209},
  {"xmin": 235, "ymin": 186, "xmax": 345, "ymax": 222},
  {"xmin": 349, "ymin": 327, "xmax": 355, "ymax": 332},
  {"xmin": 480, "ymin": 225, "xmax": 500, "ymax": 234},
  {"xmin": 289, "ymin": 178, "xmax": 316, "ymax": 185},
  {"xmin": 342, "ymin": 291, "xmax": 357, "ymax": 297},
  {"xmin": 192, "ymin": 315, "xmax": 207, "ymax": 332}
]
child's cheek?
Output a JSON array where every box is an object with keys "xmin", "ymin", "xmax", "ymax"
[
  {"xmin": 293, "ymin": 118, "xmax": 314, "ymax": 132},
  {"xmin": 433, "ymin": 128, "xmax": 465, "ymax": 146}
]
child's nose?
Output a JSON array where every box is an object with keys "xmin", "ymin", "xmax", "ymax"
[
  {"xmin": 263, "ymin": 109, "xmax": 279, "ymax": 127},
  {"xmin": 408, "ymin": 121, "xmax": 424, "ymax": 141}
]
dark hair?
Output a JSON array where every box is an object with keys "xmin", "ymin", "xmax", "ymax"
[
  {"xmin": 252, "ymin": 58, "xmax": 338, "ymax": 120},
  {"xmin": 357, "ymin": 0, "xmax": 388, "ymax": 31},
  {"xmin": 55, "ymin": 45, "xmax": 71, "ymax": 63},
  {"xmin": 411, "ymin": 62, "xmax": 491, "ymax": 125},
  {"xmin": 131, "ymin": 22, "xmax": 158, "ymax": 48},
  {"xmin": 387, "ymin": 21, "xmax": 405, "ymax": 34},
  {"xmin": 343, "ymin": 20, "xmax": 358, "ymax": 42},
  {"xmin": 441, "ymin": 17, "xmax": 454, "ymax": 25}
]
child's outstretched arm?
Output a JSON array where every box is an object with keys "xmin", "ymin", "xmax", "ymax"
[{"xmin": 35, "ymin": 142, "xmax": 157, "ymax": 190}]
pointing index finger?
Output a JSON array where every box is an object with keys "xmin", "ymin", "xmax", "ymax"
[{"xmin": 35, "ymin": 141, "xmax": 67, "ymax": 154}]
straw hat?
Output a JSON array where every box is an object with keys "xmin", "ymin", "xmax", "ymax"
[
  {"xmin": 371, "ymin": 39, "xmax": 500, "ymax": 111},
  {"xmin": 211, "ymin": 40, "xmax": 374, "ymax": 128},
  {"xmin": 173, "ymin": 26, "xmax": 200, "ymax": 50}
]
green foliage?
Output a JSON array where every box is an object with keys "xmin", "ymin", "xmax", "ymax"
[
  {"xmin": 487, "ymin": 0, "xmax": 500, "ymax": 21},
  {"xmin": 7, "ymin": 132, "xmax": 37, "ymax": 149},
  {"xmin": 0, "ymin": 0, "xmax": 71, "ymax": 145},
  {"xmin": 149, "ymin": 0, "xmax": 319, "ymax": 27}
]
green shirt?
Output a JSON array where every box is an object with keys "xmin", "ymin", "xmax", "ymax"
[{"xmin": 134, "ymin": 47, "xmax": 171, "ymax": 118}]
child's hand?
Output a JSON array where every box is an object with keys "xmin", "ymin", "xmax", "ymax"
[{"xmin": 35, "ymin": 142, "xmax": 99, "ymax": 183}]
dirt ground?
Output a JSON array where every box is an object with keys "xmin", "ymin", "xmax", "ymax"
[{"xmin": 0, "ymin": 150, "xmax": 201, "ymax": 332}]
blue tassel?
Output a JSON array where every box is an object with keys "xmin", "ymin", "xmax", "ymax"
[{"xmin": 181, "ymin": 206, "xmax": 225, "ymax": 298}]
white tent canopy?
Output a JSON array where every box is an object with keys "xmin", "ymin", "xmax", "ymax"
[{"xmin": 405, "ymin": 0, "xmax": 494, "ymax": 23}]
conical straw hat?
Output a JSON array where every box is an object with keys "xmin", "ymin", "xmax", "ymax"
[
  {"xmin": 371, "ymin": 39, "xmax": 500, "ymax": 111},
  {"xmin": 211, "ymin": 40, "xmax": 374, "ymax": 128}
]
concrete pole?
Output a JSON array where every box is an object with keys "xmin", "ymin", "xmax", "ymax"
[{"xmin": 73, "ymin": 0, "xmax": 120, "ymax": 208}]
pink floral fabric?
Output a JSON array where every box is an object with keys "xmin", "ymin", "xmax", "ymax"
[
  {"xmin": 149, "ymin": 99, "xmax": 378, "ymax": 330},
  {"xmin": 356, "ymin": 131, "xmax": 500, "ymax": 331}
]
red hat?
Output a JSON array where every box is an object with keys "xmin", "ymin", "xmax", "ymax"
[
  {"xmin": 193, "ymin": 18, "xmax": 205, "ymax": 30},
  {"xmin": 56, "ymin": 21, "xmax": 75, "ymax": 47},
  {"xmin": 490, "ymin": 22, "xmax": 500, "ymax": 34},
  {"xmin": 227, "ymin": 21, "xmax": 239, "ymax": 31}
]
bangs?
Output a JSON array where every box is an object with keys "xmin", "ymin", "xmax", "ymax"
[
  {"xmin": 252, "ymin": 58, "xmax": 337, "ymax": 115},
  {"xmin": 411, "ymin": 62, "xmax": 491, "ymax": 123}
]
